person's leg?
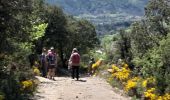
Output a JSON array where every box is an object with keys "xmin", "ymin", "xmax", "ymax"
[
  {"xmin": 44, "ymin": 64, "xmax": 47, "ymax": 77},
  {"xmin": 48, "ymin": 65, "xmax": 53, "ymax": 79},
  {"xmin": 89, "ymin": 66, "xmax": 92, "ymax": 76},
  {"xmin": 92, "ymin": 67, "xmax": 96, "ymax": 75},
  {"xmin": 42, "ymin": 63, "xmax": 46, "ymax": 77},
  {"xmin": 52, "ymin": 67, "xmax": 56, "ymax": 80},
  {"xmin": 72, "ymin": 67, "xmax": 75, "ymax": 79},
  {"xmin": 76, "ymin": 66, "xmax": 79, "ymax": 80},
  {"xmin": 48, "ymin": 68, "xmax": 52, "ymax": 79},
  {"xmin": 88, "ymin": 66, "xmax": 90, "ymax": 75}
]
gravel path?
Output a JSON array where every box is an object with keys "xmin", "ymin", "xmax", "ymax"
[{"xmin": 34, "ymin": 76, "xmax": 131, "ymax": 100}]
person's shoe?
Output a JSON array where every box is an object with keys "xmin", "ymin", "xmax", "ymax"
[{"xmin": 52, "ymin": 78, "xmax": 56, "ymax": 81}]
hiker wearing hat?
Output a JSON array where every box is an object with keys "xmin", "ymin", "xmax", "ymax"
[
  {"xmin": 47, "ymin": 47, "xmax": 57, "ymax": 80},
  {"xmin": 69, "ymin": 48, "xmax": 80, "ymax": 80}
]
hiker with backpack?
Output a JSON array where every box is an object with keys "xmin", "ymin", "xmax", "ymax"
[
  {"xmin": 40, "ymin": 48, "xmax": 48, "ymax": 77},
  {"xmin": 69, "ymin": 48, "xmax": 80, "ymax": 80},
  {"xmin": 47, "ymin": 47, "xmax": 57, "ymax": 80}
]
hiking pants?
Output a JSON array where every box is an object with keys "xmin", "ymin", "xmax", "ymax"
[
  {"xmin": 41, "ymin": 62, "xmax": 47, "ymax": 77},
  {"xmin": 71, "ymin": 66, "xmax": 79, "ymax": 80}
]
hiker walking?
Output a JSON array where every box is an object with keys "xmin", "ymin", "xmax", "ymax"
[
  {"xmin": 40, "ymin": 48, "xmax": 47, "ymax": 77},
  {"xmin": 69, "ymin": 48, "xmax": 80, "ymax": 80},
  {"xmin": 47, "ymin": 47, "xmax": 57, "ymax": 80},
  {"xmin": 88, "ymin": 57, "xmax": 95, "ymax": 76}
]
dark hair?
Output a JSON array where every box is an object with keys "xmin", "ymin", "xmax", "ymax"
[{"xmin": 91, "ymin": 58, "xmax": 94, "ymax": 60}]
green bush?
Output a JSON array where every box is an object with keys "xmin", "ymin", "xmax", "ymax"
[{"xmin": 132, "ymin": 33, "xmax": 170, "ymax": 94}]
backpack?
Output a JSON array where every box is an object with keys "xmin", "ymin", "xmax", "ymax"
[
  {"xmin": 71, "ymin": 53, "xmax": 80, "ymax": 64},
  {"xmin": 47, "ymin": 52, "xmax": 56, "ymax": 65}
]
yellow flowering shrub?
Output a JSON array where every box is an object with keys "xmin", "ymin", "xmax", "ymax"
[
  {"xmin": 32, "ymin": 61, "xmax": 41, "ymax": 76},
  {"xmin": 33, "ymin": 67, "xmax": 40, "ymax": 76},
  {"xmin": 142, "ymin": 80, "xmax": 147, "ymax": 88},
  {"xmin": 107, "ymin": 61, "xmax": 170, "ymax": 99},
  {"xmin": 122, "ymin": 63, "xmax": 129, "ymax": 69},
  {"xmin": 21, "ymin": 80, "xmax": 33, "ymax": 91},
  {"xmin": 92, "ymin": 59, "xmax": 102, "ymax": 69},
  {"xmin": 111, "ymin": 64, "xmax": 119, "ymax": 73},
  {"xmin": 109, "ymin": 63, "xmax": 131, "ymax": 81},
  {"xmin": 157, "ymin": 93, "xmax": 170, "ymax": 100},
  {"xmin": 163, "ymin": 93, "xmax": 170, "ymax": 100},
  {"xmin": 142, "ymin": 77, "xmax": 156, "ymax": 88},
  {"xmin": 124, "ymin": 77, "xmax": 140, "ymax": 92},
  {"xmin": 144, "ymin": 88, "xmax": 157, "ymax": 100},
  {"xmin": 112, "ymin": 67, "xmax": 131, "ymax": 81}
]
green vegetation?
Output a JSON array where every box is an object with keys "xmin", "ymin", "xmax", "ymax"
[
  {"xmin": 0, "ymin": 0, "xmax": 99, "ymax": 99},
  {"xmin": 1, "ymin": 0, "xmax": 170, "ymax": 99},
  {"xmin": 95, "ymin": 0, "xmax": 170, "ymax": 99},
  {"xmin": 46, "ymin": 0, "xmax": 148, "ymax": 34}
]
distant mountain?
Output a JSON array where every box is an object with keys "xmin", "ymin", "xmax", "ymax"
[{"xmin": 46, "ymin": 0, "xmax": 149, "ymax": 34}]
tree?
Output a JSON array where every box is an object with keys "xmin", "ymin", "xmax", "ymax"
[
  {"xmin": 0, "ymin": 0, "xmax": 48, "ymax": 99},
  {"xmin": 67, "ymin": 19, "xmax": 99, "ymax": 55},
  {"xmin": 145, "ymin": 0, "xmax": 170, "ymax": 36},
  {"xmin": 43, "ymin": 6, "xmax": 99, "ymax": 67},
  {"xmin": 43, "ymin": 5, "xmax": 68, "ymax": 66}
]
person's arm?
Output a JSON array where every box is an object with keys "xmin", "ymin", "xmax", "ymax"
[
  {"xmin": 55, "ymin": 53, "xmax": 57, "ymax": 67},
  {"xmin": 68, "ymin": 53, "xmax": 73, "ymax": 66},
  {"xmin": 69, "ymin": 54, "xmax": 73, "ymax": 62},
  {"xmin": 46, "ymin": 54, "xmax": 49, "ymax": 62}
]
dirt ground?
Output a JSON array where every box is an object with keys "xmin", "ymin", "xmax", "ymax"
[{"xmin": 33, "ymin": 76, "xmax": 131, "ymax": 100}]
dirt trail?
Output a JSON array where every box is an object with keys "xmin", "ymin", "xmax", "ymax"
[{"xmin": 34, "ymin": 76, "xmax": 130, "ymax": 100}]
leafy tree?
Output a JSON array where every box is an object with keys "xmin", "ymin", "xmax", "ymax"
[
  {"xmin": 43, "ymin": 5, "xmax": 68, "ymax": 66},
  {"xmin": 0, "ymin": 0, "xmax": 48, "ymax": 99},
  {"xmin": 43, "ymin": 7, "xmax": 99, "ymax": 66},
  {"xmin": 145, "ymin": 0, "xmax": 170, "ymax": 36},
  {"xmin": 67, "ymin": 19, "xmax": 99, "ymax": 55}
]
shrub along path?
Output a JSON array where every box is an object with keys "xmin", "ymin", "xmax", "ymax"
[{"xmin": 33, "ymin": 76, "xmax": 130, "ymax": 100}]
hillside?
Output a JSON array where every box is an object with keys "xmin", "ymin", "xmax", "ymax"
[{"xmin": 46, "ymin": 0, "xmax": 149, "ymax": 34}]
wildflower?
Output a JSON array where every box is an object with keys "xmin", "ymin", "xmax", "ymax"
[
  {"xmin": 125, "ymin": 80, "xmax": 137, "ymax": 92},
  {"xmin": 144, "ymin": 88, "xmax": 157, "ymax": 100},
  {"xmin": 157, "ymin": 93, "xmax": 170, "ymax": 100},
  {"xmin": 131, "ymin": 77, "xmax": 140, "ymax": 81},
  {"xmin": 33, "ymin": 68, "xmax": 40, "ymax": 76},
  {"xmin": 112, "ymin": 67, "xmax": 130, "ymax": 81},
  {"xmin": 142, "ymin": 80, "xmax": 147, "ymax": 88},
  {"xmin": 21, "ymin": 80, "xmax": 33, "ymax": 90},
  {"xmin": 92, "ymin": 59, "xmax": 102, "ymax": 69},
  {"xmin": 123, "ymin": 63, "xmax": 128, "ymax": 69},
  {"xmin": 157, "ymin": 96, "xmax": 163, "ymax": 100},
  {"xmin": 142, "ymin": 77, "xmax": 156, "ymax": 88},
  {"xmin": 111, "ymin": 64, "xmax": 119, "ymax": 73},
  {"xmin": 92, "ymin": 63, "xmax": 97, "ymax": 69},
  {"xmin": 163, "ymin": 93, "xmax": 170, "ymax": 100},
  {"xmin": 124, "ymin": 77, "xmax": 140, "ymax": 92}
]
